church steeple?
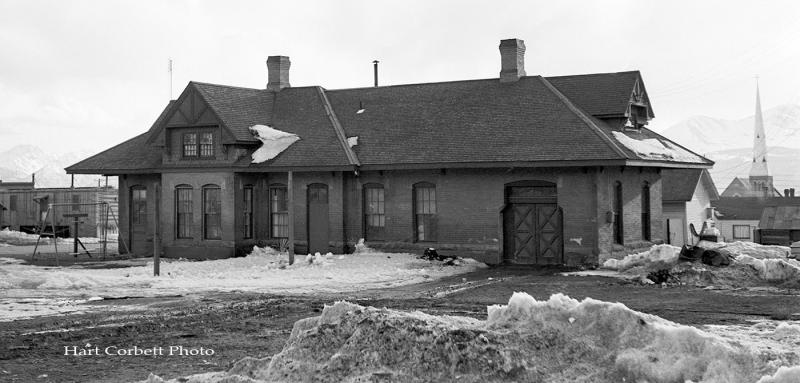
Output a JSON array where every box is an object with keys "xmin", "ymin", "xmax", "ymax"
[{"xmin": 749, "ymin": 81, "xmax": 769, "ymax": 178}]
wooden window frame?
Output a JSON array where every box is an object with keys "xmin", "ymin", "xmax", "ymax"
[
  {"xmin": 202, "ymin": 185, "xmax": 222, "ymax": 240},
  {"xmin": 413, "ymin": 182, "xmax": 437, "ymax": 242},
  {"xmin": 269, "ymin": 185, "xmax": 288, "ymax": 239},
  {"xmin": 613, "ymin": 181, "xmax": 624, "ymax": 245},
  {"xmin": 130, "ymin": 187, "xmax": 147, "ymax": 226},
  {"xmin": 182, "ymin": 133, "xmax": 198, "ymax": 157},
  {"xmin": 175, "ymin": 185, "xmax": 193, "ymax": 239},
  {"xmin": 199, "ymin": 132, "xmax": 214, "ymax": 157},
  {"xmin": 243, "ymin": 185, "xmax": 254, "ymax": 239},
  {"xmin": 363, "ymin": 184, "xmax": 385, "ymax": 241},
  {"xmin": 732, "ymin": 225, "xmax": 751, "ymax": 240},
  {"xmin": 641, "ymin": 182, "xmax": 651, "ymax": 241}
]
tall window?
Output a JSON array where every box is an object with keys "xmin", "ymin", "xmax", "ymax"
[
  {"xmin": 176, "ymin": 186, "xmax": 193, "ymax": 239},
  {"xmin": 72, "ymin": 194, "xmax": 81, "ymax": 211},
  {"xmin": 613, "ymin": 181, "xmax": 623, "ymax": 245},
  {"xmin": 199, "ymin": 133, "xmax": 214, "ymax": 157},
  {"xmin": 203, "ymin": 185, "xmax": 221, "ymax": 240},
  {"xmin": 270, "ymin": 185, "xmax": 288, "ymax": 238},
  {"xmin": 183, "ymin": 133, "xmax": 197, "ymax": 157},
  {"xmin": 131, "ymin": 187, "xmax": 147, "ymax": 225},
  {"xmin": 414, "ymin": 182, "xmax": 437, "ymax": 242},
  {"xmin": 363, "ymin": 184, "xmax": 385, "ymax": 240},
  {"xmin": 243, "ymin": 186, "xmax": 253, "ymax": 239},
  {"xmin": 9, "ymin": 195, "xmax": 17, "ymax": 212},
  {"xmin": 641, "ymin": 182, "xmax": 651, "ymax": 241}
]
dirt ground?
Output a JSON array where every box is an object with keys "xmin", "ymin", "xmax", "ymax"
[{"xmin": 1, "ymin": 264, "xmax": 799, "ymax": 383}]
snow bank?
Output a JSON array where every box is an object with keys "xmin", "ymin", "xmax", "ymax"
[
  {"xmin": 757, "ymin": 366, "xmax": 800, "ymax": 383},
  {"xmin": 141, "ymin": 292, "xmax": 798, "ymax": 383},
  {"xmin": 601, "ymin": 242, "xmax": 800, "ymax": 287},
  {"xmin": 249, "ymin": 124, "xmax": 300, "ymax": 163},
  {"xmin": 602, "ymin": 244, "xmax": 681, "ymax": 271},
  {"xmin": 0, "ymin": 228, "xmax": 109, "ymax": 246},
  {"xmin": 719, "ymin": 242, "xmax": 791, "ymax": 259},
  {"xmin": 0, "ymin": 245, "xmax": 485, "ymax": 320},
  {"xmin": 612, "ymin": 131, "xmax": 702, "ymax": 162},
  {"xmin": 0, "ymin": 228, "xmax": 45, "ymax": 246},
  {"xmin": 735, "ymin": 255, "xmax": 800, "ymax": 282}
]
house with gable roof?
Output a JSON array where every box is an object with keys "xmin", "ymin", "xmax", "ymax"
[
  {"xmin": 661, "ymin": 169, "xmax": 719, "ymax": 246},
  {"xmin": 67, "ymin": 38, "xmax": 712, "ymax": 265}
]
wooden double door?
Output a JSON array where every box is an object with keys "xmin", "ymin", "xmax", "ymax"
[{"xmin": 503, "ymin": 183, "xmax": 563, "ymax": 265}]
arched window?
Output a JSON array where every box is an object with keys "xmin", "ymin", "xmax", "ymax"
[
  {"xmin": 203, "ymin": 185, "xmax": 221, "ymax": 240},
  {"xmin": 363, "ymin": 183, "xmax": 385, "ymax": 240},
  {"xmin": 413, "ymin": 182, "xmax": 437, "ymax": 242},
  {"xmin": 641, "ymin": 182, "xmax": 651, "ymax": 241},
  {"xmin": 175, "ymin": 185, "xmax": 193, "ymax": 239},
  {"xmin": 613, "ymin": 181, "xmax": 623, "ymax": 245},
  {"xmin": 243, "ymin": 185, "xmax": 254, "ymax": 239},
  {"xmin": 269, "ymin": 184, "xmax": 288, "ymax": 238}
]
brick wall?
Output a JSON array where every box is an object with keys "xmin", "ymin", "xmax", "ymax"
[
  {"xmin": 596, "ymin": 167, "xmax": 663, "ymax": 263},
  {"xmin": 346, "ymin": 168, "xmax": 602, "ymax": 264},
  {"xmin": 160, "ymin": 172, "xmax": 235, "ymax": 259},
  {"xmin": 119, "ymin": 165, "xmax": 670, "ymax": 264}
]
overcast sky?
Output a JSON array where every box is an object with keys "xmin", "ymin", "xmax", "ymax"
[{"xmin": 1, "ymin": 0, "xmax": 799, "ymax": 154}]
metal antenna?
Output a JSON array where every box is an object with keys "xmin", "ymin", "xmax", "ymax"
[{"xmin": 169, "ymin": 58, "xmax": 174, "ymax": 100}]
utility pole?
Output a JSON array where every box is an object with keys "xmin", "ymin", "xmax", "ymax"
[{"xmin": 287, "ymin": 171, "xmax": 294, "ymax": 265}]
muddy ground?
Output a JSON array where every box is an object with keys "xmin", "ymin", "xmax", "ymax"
[{"xmin": 1, "ymin": 265, "xmax": 799, "ymax": 383}]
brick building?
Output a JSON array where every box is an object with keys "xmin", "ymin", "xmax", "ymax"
[{"xmin": 67, "ymin": 38, "xmax": 712, "ymax": 265}]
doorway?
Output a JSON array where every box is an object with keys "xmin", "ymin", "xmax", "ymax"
[{"xmin": 307, "ymin": 183, "xmax": 329, "ymax": 254}]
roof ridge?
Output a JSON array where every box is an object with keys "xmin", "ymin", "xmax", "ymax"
[
  {"xmin": 325, "ymin": 77, "xmax": 504, "ymax": 93},
  {"xmin": 545, "ymin": 70, "xmax": 641, "ymax": 79},
  {"xmin": 190, "ymin": 81, "xmax": 264, "ymax": 92},
  {"xmin": 315, "ymin": 87, "xmax": 360, "ymax": 166},
  {"xmin": 537, "ymin": 76, "xmax": 629, "ymax": 159}
]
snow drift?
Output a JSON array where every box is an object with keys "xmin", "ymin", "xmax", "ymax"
[
  {"xmin": 140, "ymin": 292, "xmax": 798, "ymax": 383},
  {"xmin": 602, "ymin": 242, "xmax": 800, "ymax": 287},
  {"xmin": 249, "ymin": 124, "xmax": 300, "ymax": 163}
]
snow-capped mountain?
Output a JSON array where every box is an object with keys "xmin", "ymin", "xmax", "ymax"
[
  {"xmin": 658, "ymin": 104, "xmax": 800, "ymax": 193},
  {"xmin": 0, "ymin": 145, "xmax": 116, "ymax": 188},
  {"xmin": 660, "ymin": 104, "xmax": 800, "ymax": 154}
]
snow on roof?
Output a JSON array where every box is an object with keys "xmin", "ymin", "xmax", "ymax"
[
  {"xmin": 249, "ymin": 124, "xmax": 300, "ymax": 164},
  {"xmin": 612, "ymin": 131, "xmax": 702, "ymax": 162},
  {"xmin": 346, "ymin": 136, "xmax": 358, "ymax": 148}
]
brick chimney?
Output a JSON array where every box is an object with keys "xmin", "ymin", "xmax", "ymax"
[
  {"xmin": 499, "ymin": 38, "xmax": 526, "ymax": 83},
  {"xmin": 267, "ymin": 56, "xmax": 291, "ymax": 91}
]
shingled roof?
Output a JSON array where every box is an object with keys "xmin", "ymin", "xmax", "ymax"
[
  {"xmin": 68, "ymin": 69, "xmax": 711, "ymax": 174},
  {"xmin": 547, "ymin": 71, "xmax": 653, "ymax": 118},
  {"xmin": 714, "ymin": 197, "xmax": 800, "ymax": 220}
]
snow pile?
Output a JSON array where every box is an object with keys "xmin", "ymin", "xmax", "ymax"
[
  {"xmin": 140, "ymin": 292, "xmax": 798, "ymax": 383},
  {"xmin": 735, "ymin": 255, "xmax": 800, "ymax": 282},
  {"xmin": 249, "ymin": 124, "xmax": 300, "ymax": 163},
  {"xmin": 352, "ymin": 238, "xmax": 373, "ymax": 254},
  {"xmin": 600, "ymin": 242, "xmax": 800, "ymax": 288},
  {"xmin": 716, "ymin": 242, "xmax": 790, "ymax": 259},
  {"xmin": 602, "ymin": 244, "xmax": 680, "ymax": 271},
  {"xmin": 0, "ymin": 246, "xmax": 485, "ymax": 320},
  {"xmin": 612, "ymin": 131, "xmax": 702, "ymax": 162},
  {"xmin": 0, "ymin": 228, "xmax": 45, "ymax": 246},
  {"xmin": 0, "ymin": 228, "xmax": 109, "ymax": 246}
]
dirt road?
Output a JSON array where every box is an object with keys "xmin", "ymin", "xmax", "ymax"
[{"xmin": 1, "ymin": 265, "xmax": 798, "ymax": 382}]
